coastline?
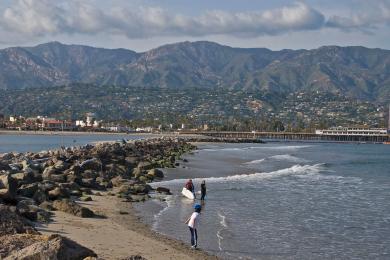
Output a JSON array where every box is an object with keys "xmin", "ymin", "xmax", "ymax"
[
  {"xmin": 0, "ymin": 130, "xmax": 159, "ymax": 136},
  {"xmin": 36, "ymin": 194, "xmax": 217, "ymax": 260},
  {"xmin": 0, "ymin": 137, "xmax": 220, "ymax": 259}
]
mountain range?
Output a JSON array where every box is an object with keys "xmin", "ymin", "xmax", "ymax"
[{"xmin": 0, "ymin": 41, "xmax": 389, "ymax": 102}]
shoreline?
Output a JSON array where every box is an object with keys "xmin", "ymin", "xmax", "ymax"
[
  {"xmin": 0, "ymin": 137, "xmax": 219, "ymax": 259},
  {"xmin": 0, "ymin": 130, "xmax": 159, "ymax": 136},
  {"xmin": 36, "ymin": 194, "xmax": 217, "ymax": 260}
]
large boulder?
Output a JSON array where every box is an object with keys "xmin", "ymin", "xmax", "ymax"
[
  {"xmin": 42, "ymin": 166, "xmax": 57, "ymax": 179},
  {"xmin": 0, "ymin": 153, "xmax": 14, "ymax": 162},
  {"xmin": 48, "ymin": 187, "xmax": 70, "ymax": 200},
  {"xmin": 3, "ymin": 234, "xmax": 97, "ymax": 260},
  {"xmin": 117, "ymin": 183, "xmax": 152, "ymax": 196},
  {"xmin": 0, "ymin": 174, "xmax": 17, "ymax": 201},
  {"xmin": 16, "ymin": 200, "xmax": 41, "ymax": 221},
  {"xmin": 156, "ymin": 187, "xmax": 171, "ymax": 195},
  {"xmin": 53, "ymin": 160, "xmax": 69, "ymax": 171},
  {"xmin": 32, "ymin": 188, "xmax": 48, "ymax": 204},
  {"xmin": 110, "ymin": 176, "xmax": 127, "ymax": 187},
  {"xmin": 80, "ymin": 158, "xmax": 102, "ymax": 172},
  {"xmin": 52, "ymin": 199, "xmax": 95, "ymax": 218},
  {"xmin": 80, "ymin": 178, "xmax": 104, "ymax": 190},
  {"xmin": 125, "ymin": 156, "xmax": 138, "ymax": 167},
  {"xmin": 69, "ymin": 165, "xmax": 82, "ymax": 176},
  {"xmin": 11, "ymin": 171, "xmax": 35, "ymax": 184},
  {"xmin": 18, "ymin": 183, "xmax": 39, "ymax": 198},
  {"xmin": 0, "ymin": 204, "xmax": 36, "ymax": 235},
  {"xmin": 105, "ymin": 163, "xmax": 130, "ymax": 178},
  {"xmin": 0, "ymin": 161, "xmax": 11, "ymax": 171},
  {"xmin": 147, "ymin": 169, "xmax": 164, "ymax": 179},
  {"xmin": 136, "ymin": 161, "xmax": 153, "ymax": 171},
  {"xmin": 42, "ymin": 167, "xmax": 67, "ymax": 183}
]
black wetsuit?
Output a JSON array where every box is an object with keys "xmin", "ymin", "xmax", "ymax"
[{"xmin": 200, "ymin": 183, "xmax": 206, "ymax": 200}]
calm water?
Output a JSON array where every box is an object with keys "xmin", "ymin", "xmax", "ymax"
[
  {"xmin": 136, "ymin": 142, "xmax": 390, "ymax": 259},
  {"xmin": 0, "ymin": 133, "xmax": 149, "ymax": 153}
]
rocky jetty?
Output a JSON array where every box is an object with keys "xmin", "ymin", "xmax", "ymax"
[{"xmin": 0, "ymin": 138, "xmax": 195, "ymax": 259}]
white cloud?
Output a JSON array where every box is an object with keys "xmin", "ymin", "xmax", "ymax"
[
  {"xmin": 0, "ymin": 0, "xmax": 325, "ymax": 39},
  {"xmin": 0, "ymin": 0, "xmax": 388, "ymax": 41},
  {"xmin": 326, "ymin": 0, "xmax": 390, "ymax": 31}
]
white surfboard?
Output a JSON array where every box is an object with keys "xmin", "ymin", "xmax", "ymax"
[{"xmin": 182, "ymin": 188, "xmax": 195, "ymax": 200}]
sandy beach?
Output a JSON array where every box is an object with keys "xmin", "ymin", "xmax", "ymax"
[{"xmin": 35, "ymin": 194, "xmax": 217, "ymax": 260}]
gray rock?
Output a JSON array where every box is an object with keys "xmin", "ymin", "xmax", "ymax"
[
  {"xmin": 80, "ymin": 196, "xmax": 92, "ymax": 202},
  {"xmin": 32, "ymin": 189, "xmax": 48, "ymax": 204},
  {"xmin": 53, "ymin": 160, "xmax": 69, "ymax": 171},
  {"xmin": 48, "ymin": 187, "xmax": 70, "ymax": 200},
  {"xmin": 80, "ymin": 158, "xmax": 102, "ymax": 172},
  {"xmin": 4, "ymin": 234, "xmax": 97, "ymax": 260},
  {"xmin": 39, "ymin": 201, "xmax": 54, "ymax": 211},
  {"xmin": 0, "ymin": 161, "xmax": 11, "ymax": 171},
  {"xmin": 0, "ymin": 204, "xmax": 36, "ymax": 235},
  {"xmin": 18, "ymin": 183, "xmax": 39, "ymax": 198},
  {"xmin": 147, "ymin": 169, "xmax": 164, "ymax": 179},
  {"xmin": 136, "ymin": 161, "xmax": 153, "ymax": 171},
  {"xmin": 53, "ymin": 199, "xmax": 95, "ymax": 218},
  {"xmin": 156, "ymin": 187, "xmax": 171, "ymax": 194},
  {"xmin": 0, "ymin": 174, "xmax": 17, "ymax": 201}
]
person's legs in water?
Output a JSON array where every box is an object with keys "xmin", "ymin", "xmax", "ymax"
[{"xmin": 200, "ymin": 192, "xmax": 205, "ymax": 200}]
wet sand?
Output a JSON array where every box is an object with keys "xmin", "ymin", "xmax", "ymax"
[{"xmin": 35, "ymin": 194, "xmax": 217, "ymax": 260}]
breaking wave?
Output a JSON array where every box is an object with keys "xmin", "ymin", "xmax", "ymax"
[
  {"xmin": 154, "ymin": 164, "xmax": 326, "ymax": 186},
  {"xmin": 202, "ymin": 145, "xmax": 312, "ymax": 152},
  {"xmin": 244, "ymin": 154, "xmax": 308, "ymax": 165}
]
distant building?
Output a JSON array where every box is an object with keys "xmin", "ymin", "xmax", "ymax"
[
  {"xmin": 315, "ymin": 127, "xmax": 388, "ymax": 136},
  {"xmin": 75, "ymin": 120, "xmax": 86, "ymax": 127},
  {"xmin": 42, "ymin": 119, "xmax": 74, "ymax": 131},
  {"xmin": 136, "ymin": 127, "xmax": 153, "ymax": 132},
  {"xmin": 76, "ymin": 113, "xmax": 101, "ymax": 128},
  {"xmin": 86, "ymin": 113, "xmax": 96, "ymax": 127},
  {"xmin": 103, "ymin": 125, "xmax": 132, "ymax": 132}
]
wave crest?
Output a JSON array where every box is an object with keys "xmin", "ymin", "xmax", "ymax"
[{"xmin": 155, "ymin": 164, "xmax": 326, "ymax": 186}]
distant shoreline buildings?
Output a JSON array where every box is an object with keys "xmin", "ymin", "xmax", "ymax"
[{"xmin": 0, "ymin": 103, "xmax": 389, "ymax": 134}]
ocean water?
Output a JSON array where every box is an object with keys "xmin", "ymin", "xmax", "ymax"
[
  {"xmin": 0, "ymin": 133, "xmax": 148, "ymax": 153},
  {"xmin": 135, "ymin": 142, "xmax": 390, "ymax": 259}
]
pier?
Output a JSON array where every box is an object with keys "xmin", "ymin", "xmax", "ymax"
[{"xmin": 179, "ymin": 130, "xmax": 390, "ymax": 143}]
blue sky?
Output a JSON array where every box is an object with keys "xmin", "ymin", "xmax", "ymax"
[{"xmin": 0, "ymin": 0, "xmax": 388, "ymax": 51}]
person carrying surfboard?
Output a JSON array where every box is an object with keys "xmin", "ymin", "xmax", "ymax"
[
  {"xmin": 185, "ymin": 204, "xmax": 202, "ymax": 249},
  {"xmin": 185, "ymin": 179, "xmax": 195, "ymax": 197}
]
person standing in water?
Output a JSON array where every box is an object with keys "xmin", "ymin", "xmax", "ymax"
[
  {"xmin": 185, "ymin": 204, "xmax": 202, "ymax": 249},
  {"xmin": 185, "ymin": 179, "xmax": 195, "ymax": 197},
  {"xmin": 200, "ymin": 180, "xmax": 206, "ymax": 201}
]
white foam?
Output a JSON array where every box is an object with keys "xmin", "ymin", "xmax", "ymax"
[
  {"xmin": 217, "ymin": 211, "xmax": 228, "ymax": 251},
  {"xmin": 152, "ymin": 196, "xmax": 174, "ymax": 230},
  {"xmin": 202, "ymin": 147, "xmax": 245, "ymax": 152},
  {"xmin": 154, "ymin": 164, "xmax": 326, "ymax": 186},
  {"xmin": 268, "ymin": 154, "xmax": 308, "ymax": 162},
  {"xmin": 243, "ymin": 158, "xmax": 266, "ymax": 165},
  {"xmin": 218, "ymin": 212, "xmax": 228, "ymax": 228},
  {"xmin": 202, "ymin": 145, "xmax": 312, "ymax": 152},
  {"xmin": 243, "ymin": 154, "xmax": 307, "ymax": 165}
]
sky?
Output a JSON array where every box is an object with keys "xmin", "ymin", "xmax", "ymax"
[{"xmin": 0, "ymin": 0, "xmax": 389, "ymax": 51}]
